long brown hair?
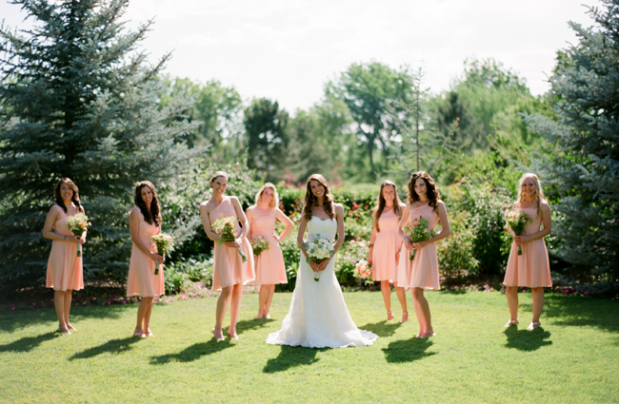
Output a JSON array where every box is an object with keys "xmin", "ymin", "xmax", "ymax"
[
  {"xmin": 374, "ymin": 180, "xmax": 404, "ymax": 232},
  {"xmin": 134, "ymin": 181, "xmax": 162, "ymax": 227},
  {"xmin": 302, "ymin": 174, "xmax": 335, "ymax": 221},
  {"xmin": 54, "ymin": 178, "xmax": 84, "ymax": 213},
  {"xmin": 514, "ymin": 173, "xmax": 545, "ymax": 217},
  {"xmin": 407, "ymin": 171, "xmax": 440, "ymax": 210}
]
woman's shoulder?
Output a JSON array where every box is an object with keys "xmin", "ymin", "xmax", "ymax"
[{"xmin": 129, "ymin": 207, "xmax": 143, "ymax": 218}]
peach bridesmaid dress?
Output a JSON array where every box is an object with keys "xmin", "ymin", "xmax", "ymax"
[
  {"xmin": 398, "ymin": 203, "xmax": 440, "ymax": 290},
  {"xmin": 46, "ymin": 206, "xmax": 84, "ymax": 291},
  {"xmin": 503, "ymin": 206, "xmax": 552, "ymax": 287},
  {"xmin": 126, "ymin": 209, "xmax": 165, "ymax": 297},
  {"xmin": 210, "ymin": 197, "xmax": 255, "ymax": 290},
  {"xmin": 251, "ymin": 210, "xmax": 287, "ymax": 285},
  {"xmin": 372, "ymin": 209, "xmax": 403, "ymax": 284}
]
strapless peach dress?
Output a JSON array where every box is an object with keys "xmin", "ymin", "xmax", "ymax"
[
  {"xmin": 372, "ymin": 209, "xmax": 403, "ymax": 284},
  {"xmin": 46, "ymin": 206, "xmax": 84, "ymax": 291},
  {"xmin": 126, "ymin": 209, "xmax": 165, "ymax": 297},
  {"xmin": 503, "ymin": 206, "xmax": 552, "ymax": 288},
  {"xmin": 250, "ymin": 210, "xmax": 287, "ymax": 285},
  {"xmin": 210, "ymin": 197, "xmax": 254, "ymax": 290},
  {"xmin": 397, "ymin": 204, "xmax": 440, "ymax": 290}
]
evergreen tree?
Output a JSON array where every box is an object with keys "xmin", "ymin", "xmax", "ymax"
[
  {"xmin": 526, "ymin": 0, "xmax": 619, "ymax": 291},
  {"xmin": 0, "ymin": 0, "xmax": 202, "ymax": 288}
]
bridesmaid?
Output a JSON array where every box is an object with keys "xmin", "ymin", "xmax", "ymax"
[
  {"xmin": 126, "ymin": 181, "xmax": 165, "ymax": 338},
  {"xmin": 247, "ymin": 183, "xmax": 294, "ymax": 319},
  {"xmin": 43, "ymin": 178, "xmax": 86, "ymax": 335},
  {"xmin": 503, "ymin": 173, "xmax": 552, "ymax": 330},
  {"xmin": 398, "ymin": 172, "xmax": 450, "ymax": 338},
  {"xmin": 368, "ymin": 180, "xmax": 408, "ymax": 322},
  {"xmin": 200, "ymin": 171, "xmax": 254, "ymax": 340}
]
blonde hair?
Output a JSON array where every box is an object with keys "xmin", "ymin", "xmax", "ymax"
[
  {"xmin": 515, "ymin": 173, "xmax": 545, "ymax": 217},
  {"xmin": 255, "ymin": 182, "xmax": 278, "ymax": 209}
]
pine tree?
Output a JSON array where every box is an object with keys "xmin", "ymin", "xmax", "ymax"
[
  {"xmin": 526, "ymin": 0, "xmax": 619, "ymax": 291},
  {"xmin": 0, "ymin": 0, "xmax": 202, "ymax": 288}
]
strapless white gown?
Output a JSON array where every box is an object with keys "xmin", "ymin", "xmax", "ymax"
[{"xmin": 266, "ymin": 217, "xmax": 378, "ymax": 348}]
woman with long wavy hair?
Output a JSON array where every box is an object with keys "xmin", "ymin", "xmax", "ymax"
[
  {"xmin": 43, "ymin": 178, "xmax": 86, "ymax": 335},
  {"xmin": 398, "ymin": 172, "xmax": 450, "ymax": 338},
  {"xmin": 247, "ymin": 183, "xmax": 294, "ymax": 319},
  {"xmin": 503, "ymin": 173, "xmax": 552, "ymax": 330},
  {"xmin": 267, "ymin": 174, "xmax": 377, "ymax": 348},
  {"xmin": 200, "ymin": 171, "xmax": 254, "ymax": 341},
  {"xmin": 126, "ymin": 181, "xmax": 165, "ymax": 338}
]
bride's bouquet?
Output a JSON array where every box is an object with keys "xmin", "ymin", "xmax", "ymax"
[
  {"xmin": 250, "ymin": 236, "xmax": 270, "ymax": 257},
  {"xmin": 211, "ymin": 216, "xmax": 248, "ymax": 262},
  {"xmin": 402, "ymin": 215, "xmax": 436, "ymax": 261},
  {"xmin": 505, "ymin": 209, "xmax": 532, "ymax": 255},
  {"xmin": 66, "ymin": 213, "xmax": 90, "ymax": 257},
  {"xmin": 304, "ymin": 234, "xmax": 334, "ymax": 282},
  {"xmin": 151, "ymin": 233, "xmax": 174, "ymax": 275}
]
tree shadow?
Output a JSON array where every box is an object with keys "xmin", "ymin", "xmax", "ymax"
[
  {"xmin": 69, "ymin": 336, "xmax": 142, "ymax": 360},
  {"xmin": 263, "ymin": 345, "xmax": 327, "ymax": 374},
  {"xmin": 150, "ymin": 339, "xmax": 233, "ymax": 365},
  {"xmin": 503, "ymin": 326, "xmax": 552, "ymax": 351},
  {"xmin": 382, "ymin": 337, "xmax": 436, "ymax": 363},
  {"xmin": 542, "ymin": 295, "xmax": 619, "ymax": 335},
  {"xmin": 358, "ymin": 320, "xmax": 402, "ymax": 337},
  {"xmin": 0, "ymin": 331, "xmax": 59, "ymax": 353}
]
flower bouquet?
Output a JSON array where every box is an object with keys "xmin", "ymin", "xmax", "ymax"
[
  {"xmin": 151, "ymin": 233, "xmax": 174, "ymax": 275},
  {"xmin": 402, "ymin": 215, "xmax": 436, "ymax": 261},
  {"xmin": 66, "ymin": 213, "xmax": 90, "ymax": 257},
  {"xmin": 211, "ymin": 216, "xmax": 247, "ymax": 263},
  {"xmin": 355, "ymin": 260, "xmax": 373, "ymax": 281},
  {"xmin": 305, "ymin": 234, "xmax": 334, "ymax": 282},
  {"xmin": 250, "ymin": 236, "xmax": 270, "ymax": 256},
  {"xmin": 505, "ymin": 210, "xmax": 532, "ymax": 255}
]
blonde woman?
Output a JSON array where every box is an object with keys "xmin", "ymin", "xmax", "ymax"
[
  {"xmin": 503, "ymin": 173, "xmax": 552, "ymax": 330},
  {"xmin": 246, "ymin": 183, "xmax": 294, "ymax": 319}
]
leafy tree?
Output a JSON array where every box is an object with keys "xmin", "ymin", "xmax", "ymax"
[
  {"xmin": 243, "ymin": 97, "xmax": 289, "ymax": 182},
  {"xmin": 526, "ymin": 0, "xmax": 619, "ymax": 291},
  {"xmin": 0, "ymin": 0, "xmax": 202, "ymax": 289}
]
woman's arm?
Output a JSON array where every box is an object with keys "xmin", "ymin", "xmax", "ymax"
[
  {"xmin": 517, "ymin": 202, "xmax": 552, "ymax": 244},
  {"xmin": 415, "ymin": 201, "xmax": 451, "ymax": 249},
  {"xmin": 130, "ymin": 209, "xmax": 163, "ymax": 263},
  {"xmin": 231, "ymin": 197, "xmax": 249, "ymax": 240},
  {"xmin": 316, "ymin": 204, "xmax": 345, "ymax": 272},
  {"xmin": 42, "ymin": 206, "xmax": 79, "ymax": 242},
  {"xmin": 297, "ymin": 216, "xmax": 308, "ymax": 256},
  {"xmin": 397, "ymin": 204, "xmax": 413, "ymax": 251},
  {"xmin": 245, "ymin": 207, "xmax": 255, "ymax": 240},
  {"xmin": 368, "ymin": 210, "xmax": 377, "ymax": 265},
  {"xmin": 275, "ymin": 208, "xmax": 294, "ymax": 242},
  {"xmin": 199, "ymin": 203, "xmax": 220, "ymax": 242}
]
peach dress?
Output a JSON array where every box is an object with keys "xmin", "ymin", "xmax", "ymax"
[
  {"xmin": 397, "ymin": 203, "xmax": 440, "ymax": 290},
  {"xmin": 46, "ymin": 206, "xmax": 84, "ymax": 291},
  {"xmin": 126, "ymin": 209, "xmax": 165, "ymax": 297},
  {"xmin": 251, "ymin": 209, "xmax": 287, "ymax": 285},
  {"xmin": 372, "ymin": 209, "xmax": 403, "ymax": 284},
  {"xmin": 210, "ymin": 197, "xmax": 255, "ymax": 290},
  {"xmin": 503, "ymin": 206, "xmax": 552, "ymax": 287}
]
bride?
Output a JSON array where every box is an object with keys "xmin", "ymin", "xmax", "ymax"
[{"xmin": 267, "ymin": 174, "xmax": 378, "ymax": 348}]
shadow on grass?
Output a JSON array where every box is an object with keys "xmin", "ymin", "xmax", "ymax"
[
  {"xmin": 382, "ymin": 337, "xmax": 436, "ymax": 363},
  {"xmin": 503, "ymin": 327, "xmax": 552, "ymax": 351},
  {"xmin": 358, "ymin": 320, "xmax": 402, "ymax": 337},
  {"xmin": 542, "ymin": 295, "xmax": 619, "ymax": 335},
  {"xmin": 263, "ymin": 345, "xmax": 327, "ymax": 373},
  {"xmin": 69, "ymin": 336, "xmax": 142, "ymax": 360},
  {"xmin": 0, "ymin": 331, "xmax": 59, "ymax": 353},
  {"xmin": 150, "ymin": 339, "xmax": 233, "ymax": 365},
  {"xmin": 236, "ymin": 318, "xmax": 274, "ymax": 335}
]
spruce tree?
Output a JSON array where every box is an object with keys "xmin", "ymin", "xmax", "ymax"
[
  {"xmin": 0, "ymin": 0, "xmax": 202, "ymax": 288},
  {"xmin": 526, "ymin": 0, "xmax": 619, "ymax": 291}
]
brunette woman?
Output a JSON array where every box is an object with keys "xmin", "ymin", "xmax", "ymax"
[
  {"xmin": 247, "ymin": 183, "xmax": 294, "ymax": 319},
  {"xmin": 368, "ymin": 180, "xmax": 408, "ymax": 322},
  {"xmin": 200, "ymin": 171, "xmax": 254, "ymax": 340},
  {"xmin": 126, "ymin": 181, "xmax": 165, "ymax": 338},
  {"xmin": 398, "ymin": 172, "xmax": 450, "ymax": 338},
  {"xmin": 43, "ymin": 178, "xmax": 86, "ymax": 335},
  {"xmin": 503, "ymin": 173, "xmax": 552, "ymax": 330}
]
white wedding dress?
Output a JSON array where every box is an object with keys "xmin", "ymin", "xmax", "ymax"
[{"xmin": 266, "ymin": 217, "xmax": 378, "ymax": 348}]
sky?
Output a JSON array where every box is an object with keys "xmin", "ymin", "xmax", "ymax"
[{"xmin": 1, "ymin": 0, "xmax": 596, "ymax": 113}]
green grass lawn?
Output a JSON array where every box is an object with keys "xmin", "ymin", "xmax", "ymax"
[{"xmin": 1, "ymin": 290, "xmax": 618, "ymax": 404}]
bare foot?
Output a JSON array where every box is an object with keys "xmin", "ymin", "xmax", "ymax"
[
  {"xmin": 256, "ymin": 312, "xmax": 264, "ymax": 319},
  {"xmin": 213, "ymin": 328, "xmax": 225, "ymax": 341},
  {"xmin": 58, "ymin": 326, "xmax": 71, "ymax": 335},
  {"xmin": 133, "ymin": 328, "xmax": 145, "ymax": 338},
  {"xmin": 67, "ymin": 323, "xmax": 77, "ymax": 331},
  {"xmin": 387, "ymin": 311, "xmax": 394, "ymax": 321},
  {"xmin": 401, "ymin": 312, "xmax": 409, "ymax": 323},
  {"xmin": 228, "ymin": 329, "xmax": 239, "ymax": 340},
  {"xmin": 418, "ymin": 329, "xmax": 436, "ymax": 338}
]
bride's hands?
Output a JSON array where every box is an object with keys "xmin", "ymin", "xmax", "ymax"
[
  {"xmin": 316, "ymin": 257, "xmax": 331, "ymax": 272},
  {"xmin": 309, "ymin": 260, "xmax": 320, "ymax": 273}
]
